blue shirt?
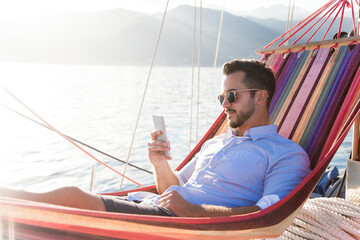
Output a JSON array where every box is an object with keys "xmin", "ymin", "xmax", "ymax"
[
  {"xmin": 134, "ymin": 124, "xmax": 310, "ymax": 209},
  {"xmin": 171, "ymin": 124, "xmax": 310, "ymax": 209}
]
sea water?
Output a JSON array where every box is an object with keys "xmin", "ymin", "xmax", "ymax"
[
  {"xmin": 0, "ymin": 62, "xmax": 351, "ymax": 194},
  {"xmin": 0, "ymin": 62, "xmax": 223, "ymax": 193}
]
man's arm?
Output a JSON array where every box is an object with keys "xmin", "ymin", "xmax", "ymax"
[
  {"xmin": 158, "ymin": 191, "xmax": 260, "ymax": 217},
  {"xmin": 148, "ymin": 131, "xmax": 179, "ymax": 194}
]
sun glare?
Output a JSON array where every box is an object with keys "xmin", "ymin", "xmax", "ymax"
[{"xmin": 0, "ymin": 0, "xmax": 324, "ymax": 17}]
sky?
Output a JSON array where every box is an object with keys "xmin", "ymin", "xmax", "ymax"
[{"xmin": 0, "ymin": 0, "xmax": 326, "ymax": 16}]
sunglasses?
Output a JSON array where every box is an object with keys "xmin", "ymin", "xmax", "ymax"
[{"xmin": 217, "ymin": 89, "xmax": 260, "ymax": 105}]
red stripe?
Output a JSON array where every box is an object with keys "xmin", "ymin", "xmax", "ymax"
[
  {"xmin": 279, "ymin": 48, "xmax": 329, "ymax": 138},
  {"xmin": 263, "ymin": 0, "xmax": 337, "ymax": 48},
  {"xmin": 321, "ymin": 2, "xmax": 344, "ymax": 41},
  {"xmin": 321, "ymin": 66, "xmax": 360, "ymax": 159},
  {"xmin": 351, "ymin": 0, "xmax": 357, "ymax": 35},
  {"xmin": 305, "ymin": 3, "xmax": 340, "ymax": 43},
  {"xmin": 10, "ymin": 219, "xmax": 177, "ymax": 240}
]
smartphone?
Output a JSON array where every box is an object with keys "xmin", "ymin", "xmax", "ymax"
[{"xmin": 152, "ymin": 115, "xmax": 170, "ymax": 156}]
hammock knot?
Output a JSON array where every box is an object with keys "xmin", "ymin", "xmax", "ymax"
[
  {"xmin": 313, "ymin": 45, "xmax": 320, "ymax": 51},
  {"xmin": 330, "ymin": 43, "xmax": 339, "ymax": 49},
  {"xmin": 345, "ymin": 1, "xmax": 351, "ymax": 8},
  {"xmin": 298, "ymin": 47, "xmax": 306, "ymax": 53}
]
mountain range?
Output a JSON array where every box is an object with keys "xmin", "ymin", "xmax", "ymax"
[{"xmin": 0, "ymin": 5, "xmax": 354, "ymax": 66}]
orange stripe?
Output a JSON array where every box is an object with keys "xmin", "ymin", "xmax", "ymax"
[
  {"xmin": 292, "ymin": 47, "xmax": 341, "ymax": 143},
  {"xmin": 279, "ymin": 48, "xmax": 330, "ymax": 138},
  {"xmin": 274, "ymin": 51, "xmax": 314, "ymax": 126}
]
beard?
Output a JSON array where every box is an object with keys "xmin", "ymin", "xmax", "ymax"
[{"xmin": 228, "ymin": 100, "xmax": 255, "ymax": 128}]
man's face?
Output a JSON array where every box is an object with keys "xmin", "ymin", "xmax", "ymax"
[{"xmin": 220, "ymin": 71, "xmax": 256, "ymax": 129}]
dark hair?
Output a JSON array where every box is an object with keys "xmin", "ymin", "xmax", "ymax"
[{"xmin": 222, "ymin": 59, "xmax": 276, "ymax": 108}]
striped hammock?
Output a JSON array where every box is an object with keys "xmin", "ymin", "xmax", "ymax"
[
  {"xmin": 2, "ymin": 0, "xmax": 360, "ymax": 238},
  {"xmin": 2, "ymin": 36, "xmax": 360, "ymax": 240}
]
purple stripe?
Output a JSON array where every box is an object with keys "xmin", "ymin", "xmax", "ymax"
[
  {"xmin": 307, "ymin": 44, "xmax": 360, "ymax": 161},
  {"xmin": 270, "ymin": 53, "xmax": 300, "ymax": 113}
]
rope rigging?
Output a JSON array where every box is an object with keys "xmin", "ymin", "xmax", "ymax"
[
  {"xmin": 204, "ymin": 0, "xmax": 226, "ymax": 128},
  {"xmin": 195, "ymin": 0, "xmax": 203, "ymax": 144},
  {"xmin": 0, "ymin": 102, "xmax": 153, "ymax": 175},
  {"xmin": 1, "ymin": 86, "xmax": 145, "ymax": 188},
  {"xmin": 285, "ymin": 0, "xmax": 296, "ymax": 45},
  {"xmin": 189, "ymin": 0, "xmax": 197, "ymax": 152},
  {"xmin": 119, "ymin": 0, "xmax": 170, "ymax": 190},
  {"xmin": 1, "ymin": 0, "xmax": 173, "ymax": 190},
  {"xmin": 1, "ymin": 2, "xmax": 360, "ymax": 239}
]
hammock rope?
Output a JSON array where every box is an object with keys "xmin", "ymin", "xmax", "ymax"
[
  {"xmin": 337, "ymin": 0, "xmax": 347, "ymax": 38},
  {"xmin": 281, "ymin": 198, "xmax": 360, "ymax": 239},
  {"xmin": 283, "ymin": 0, "xmax": 341, "ymax": 46},
  {"xmin": 0, "ymin": 86, "xmax": 145, "ymax": 187},
  {"xmin": 264, "ymin": 0, "xmax": 337, "ymax": 48},
  {"xmin": 119, "ymin": 0, "xmax": 170, "ymax": 190},
  {"xmin": 301, "ymin": 2, "xmax": 339, "ymax": 44},
  {"xmin": 322, "ymin": 0, "xmax": 345, "ymax": 41},
  {"xmin": 264, "ymin": 0, "xmax": 358, "ymax": 50},
  {"xmin": 350, "ymin": 0, "xmax": 357, "ymax": 35},
  {"xmin": 2, "ymin": 2, "xmax": 360, "ymax": 239}
]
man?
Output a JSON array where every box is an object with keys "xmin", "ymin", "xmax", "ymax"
[
  {"xmin": 0, "ymin": 59, "xmax": 310, "ymax": 217},
  {"xmin": 145, "ymin": 59, "xmax": 310, "ymax": 217}
]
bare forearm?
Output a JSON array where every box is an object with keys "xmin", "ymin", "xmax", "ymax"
[
  {"xmin": 154, "ymin": 163, "xmax": 179, "ymax": 194},
  {"xmin": 159, "ymin": 190, "xmax": 261, "ymax": 217},
  {"xmin": 187, "ymin": 204, "xmax": 260, "ymax": 217}
]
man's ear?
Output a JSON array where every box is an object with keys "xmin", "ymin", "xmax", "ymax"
[{"xmin": 256, "ymin": 90, "xmax": 268, "ymax": 104}]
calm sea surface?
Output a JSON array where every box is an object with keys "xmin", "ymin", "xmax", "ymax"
[{"xmin": 0, "ymin": 62, "xmax": 351, "ymax": 193}]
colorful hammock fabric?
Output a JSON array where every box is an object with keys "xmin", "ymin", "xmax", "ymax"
[
  {"xmin": 2, "ymin": 0, "xmax": 360, "ymax": 238},
  {"xmin": 2, "ymin": 37, "xmax": 360, "ymax": 240}
]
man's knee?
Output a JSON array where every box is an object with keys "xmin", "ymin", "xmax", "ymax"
[
  {"xmin": 46, "ymin": 186, "xmax": 88, "ymax": 207},
  {"xmin": 53, "ymin": 186, "xmax": 106, "ymax": 211},
  {"xmin": 57, "ymin": 186, "xmax": 84, "ymax": 197}
]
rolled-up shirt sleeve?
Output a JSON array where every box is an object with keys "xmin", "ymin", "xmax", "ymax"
[
  {"xmin": 256, "ymin": 194, "xmax": 280, "ymax": 209},
  {"xmin": 256, "ymin": 149, "xmax": 311, "ymax": 209},
  {"xmin": 174, "ymin": 154, "xmax": 198, "ymax": 186}
]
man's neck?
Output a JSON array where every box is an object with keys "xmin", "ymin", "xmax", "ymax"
[{"xmin": 235, "ymin": 115, "xmax": 270, "ymax": 137}]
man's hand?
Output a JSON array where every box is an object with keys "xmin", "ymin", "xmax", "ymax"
[
  {"xmin": 148, "ymin": 131, "xmax": 179, "ymax": 194},
  {"xmin": 148, "ymin": 130, "xmax": 172, "ymax": 168},
  {"xmin": 158, "ymin": 190, "xmax": 201, "ymax": 217}
]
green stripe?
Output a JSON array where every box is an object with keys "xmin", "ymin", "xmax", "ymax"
[
  {"xmin": 270, "ymin": 51, "xmax": 310, "ymax": 123},
  {"xmin": 299, "ymin": 46, "xmax": 347, "ymax": 147}
]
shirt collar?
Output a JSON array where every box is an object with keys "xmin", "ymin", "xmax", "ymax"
[{"xmin": 226, "ymin": 124, "xmax": 278, "ymax": 141}]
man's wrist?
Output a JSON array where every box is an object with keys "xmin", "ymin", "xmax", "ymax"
[{"xmin": 151, "ymin": 158, "xmax": 170, "ymax": 169}]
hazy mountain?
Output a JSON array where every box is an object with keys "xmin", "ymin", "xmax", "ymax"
[
  {"xmin": 247, "ymin": 17, "xmax": 288, "ymax": 36},
  {"xmin": 233, "ymin": 4, "xmax": 311, "ymax": 21},
  {"xmin": 0, "ymin": 8, "xmax": 148, "ymax": 64},
  {"xmin": 0, "ymin": 5, "xmax": 354, "ymax": 66},
  {"xmin": 104, "ymin": 5, "xmax": 281, "ymax": 65}
]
